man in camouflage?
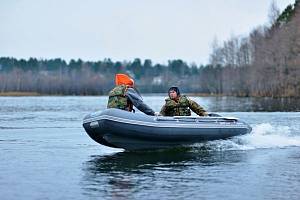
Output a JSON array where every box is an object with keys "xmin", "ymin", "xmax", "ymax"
[
  {"xmin": 107, "ymin": 74, "xmax": 155, "ymax": 116},
  {"xmin": 160, "ymin": 87, "xmax": 208, "ymax": 116}
]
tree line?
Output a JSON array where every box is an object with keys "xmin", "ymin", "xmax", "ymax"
[
  {"xmin": 0, "ymin": 57, "xmax": 204, "ymax": 95},
  {"xmin": 0, "ymin": 1, "xmax": 299, "ymax": 97},
  {"xmin": 208, "ymin": 0, "xmax": 300, "ymax": 97}
]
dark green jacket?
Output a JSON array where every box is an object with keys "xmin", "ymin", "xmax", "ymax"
[
  {"xmin": 160, "ymin": 95, "xmax": 207, "ymax": 116},
  {"xmin": 107, "ymin": 85, "xmax": 129, "ymax": 110},
  {"xmin": 107, "ymin": 85, "xmax": 155, "ymax": 116}
]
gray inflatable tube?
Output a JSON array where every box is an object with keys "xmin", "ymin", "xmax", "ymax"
[{"xmin": 82, "ymin": 108, "xmax": 252, "ymax": 151}]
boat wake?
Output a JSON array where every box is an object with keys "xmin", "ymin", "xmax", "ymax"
[{"xmin": 192, "ymin": 123, "xmax": 300, "ymax": 151}]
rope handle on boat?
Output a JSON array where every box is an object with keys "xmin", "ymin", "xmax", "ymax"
[{"xmin": 155, "ymin": 116, "xmax": 238, "ymax": 122}]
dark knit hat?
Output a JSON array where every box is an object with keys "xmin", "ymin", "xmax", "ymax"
[{"xmin": 168, "ymin": 86, "xmax": 180, "ymax": 96}]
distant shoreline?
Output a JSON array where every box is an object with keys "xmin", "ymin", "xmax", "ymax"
[
  {"xmin": 1, "ymin": 92, "xmax": 299, "ymax": 98},
  {"xmin": 0, "ymin": 92, "xmax": 215, "ymax": 97},
  {"xmin": 0, "ymin": 92, "xmax": 42, "ymax": 96}
]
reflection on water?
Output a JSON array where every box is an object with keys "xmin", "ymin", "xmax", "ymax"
[
  {"xmin": 81, "ymin": 148, "xmax": 247, "ymax": 199},
  {"xmin": 206, "ymin": 96, "xmax": 300, "ymax": 112},
  {"xmin": 85, "ymin": 148, "xmax": 202, "ymax": 172}
]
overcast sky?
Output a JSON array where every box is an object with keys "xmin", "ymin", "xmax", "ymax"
[{"xmin": 0, "ymin": 0, "xmax": 295, "ymax": 65}]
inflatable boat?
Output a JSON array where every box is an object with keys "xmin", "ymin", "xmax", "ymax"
[{"xmin": 82, "ymin": 108, "xmax": 252, "ymax": 150}]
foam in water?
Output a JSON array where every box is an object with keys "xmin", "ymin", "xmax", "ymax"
[{"xmin": 193, "ymin": 123, "xmax": 300, "ymax": 151}]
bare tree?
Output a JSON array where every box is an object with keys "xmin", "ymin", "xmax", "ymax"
[
  {"xmin": 209, "ymin": 37, "xmax": 224, "ymax": 67},
  {"xmin": 268, "ymin": 0, "xmax": 280, "ymax": 26}
]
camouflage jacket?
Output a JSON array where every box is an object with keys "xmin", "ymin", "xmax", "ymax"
[
  {"xmin": 107, "ymin": 85, "xmax": 129, "ymax": 110},
  {"xmin": 160, "ymin": 95, "xmax": 207, "ymax": 116},
  {"xmin": 107, "ymin": 85, "xmax": 155, "ymax": 116}
]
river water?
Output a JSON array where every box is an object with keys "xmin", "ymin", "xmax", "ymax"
[{"xmin": 0, "ymin": 96, "xmax": 300, "ymax": 200}]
